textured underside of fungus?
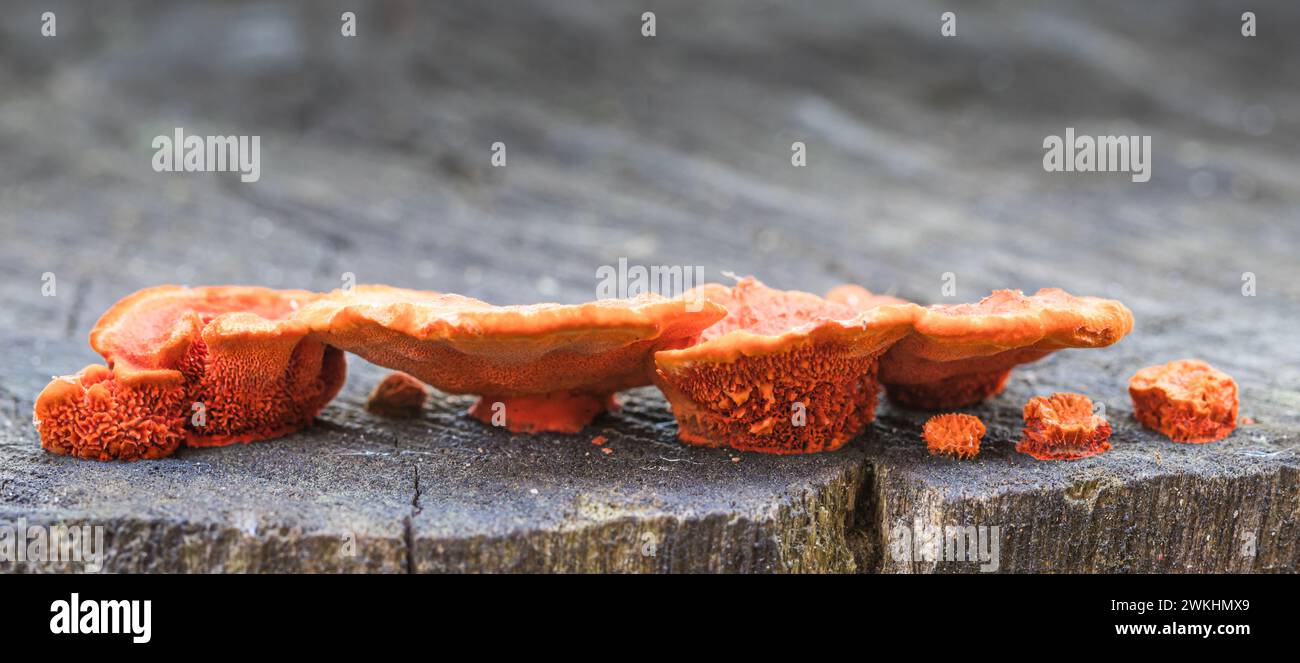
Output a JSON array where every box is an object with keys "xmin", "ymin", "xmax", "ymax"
[
  {"xmin": 1016, "ymin": 392, "xmax": 1112, "ymax": 460},
  {"xmin": 653, "ymin": 278, "xmax": 919, "ymax": 454},
  {"xmin": 296, "ymin": 285, "xmax": 725, "ymax": 433},
  {"xmin": 843, "ymin": 288, "xmax": 1134, "ymax": 410},
  {"xmin": 1129, "ymin": 359, "xmax": 1238, "ymax": 443},
  {"xmin": 922, "ymin": 413, "xmax": 985, "ymax": 459},
  {"xmin": 35, "ymin": 286, "xmax": 346, "ymax": 461}
]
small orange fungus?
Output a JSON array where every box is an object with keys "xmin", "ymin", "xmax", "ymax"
[
  {"xmin": 296, "ymin": 285, "xmax": 725, "ymax": 434},
  {"xmin": 35, "ymin": 286, "xmax": 346, "ymax": 461},
  {"xmin": 654, "ymin": 278, "xmax": 919, "ymax": 454},
  {"xmin": 870, "ymin": 288, "xmax": 1133, "ymax": 409},
  {"xmin": 365, "ymin": 371, "xmax": 429, "ymax": 418},
  {"xmin": 1129, "ymin": 359, "xmax": 1238, "ymax": 443},
  {"xmin": 1017, "ymin": 392, "xmax": 1112, "ymax": 460},
  {"xmin": 922, "ymin": 413, "xmax": 985, "ymax": 459}
]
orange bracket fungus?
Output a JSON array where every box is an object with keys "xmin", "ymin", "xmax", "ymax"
[
  {"xmin": 365, "ymin": 371, "xmax": 429, "ymax": 418},
  {"xmin": 1016, "ymin": 392, "xmax": 1112, "ymax": 460},
  {"xmin": 296, "ymin": 284, "xmax": 725, "ymax": 434},
  {"xmin": 922, "ymin": 413, "xmax": 985, "ymax": 459},
  {"xmin": 1129, "ymin": 359, "xmax": 1238, "ymax": 443},
  {"xmin": 35, "ymin": 286, "xmax": 346, "ymax": 461},
  {"xmin": 653, "ymin": 278, "xmax": 919, "ymax": 454},
  {"xmin": 837, "ymin": 288, "xmax": 1134, "ymax": 410}
]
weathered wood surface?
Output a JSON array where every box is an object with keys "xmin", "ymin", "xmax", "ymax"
[{"xmin": 0, "ymin": 1, "xmax": 1296, "ymax": 572}]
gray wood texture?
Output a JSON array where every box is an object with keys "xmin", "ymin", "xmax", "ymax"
[{"xmin": 0, "ymin": 0, "xmax": 1296, "ymax": 572}]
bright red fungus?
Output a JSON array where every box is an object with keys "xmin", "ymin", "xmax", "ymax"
[
  {"xmin": 867, "ymin": 288, "xmax": 1133, "ymax": 410},
  {"xmin": 35, "ymin": 286, "xmax": 346, "ymax": 461},
  {"xmin": 653, "ymin": 278, "xmax": 919, "ymax": 454},
  {"xmin": 1129, "ymin": 359, "xmax": 1238, "ymax": 443},
  {"xmin": 296, "ymin": 284, "xmax": 725, "ymax": 434},
  {"xmin": 923, "ymin": 413, "xmax": 985, "ymax": 459},
  {"xmin": 1017, "ymin": 392, "xmax": 1112, "ymax": 460}
]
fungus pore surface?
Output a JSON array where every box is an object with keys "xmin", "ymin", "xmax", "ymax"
[
  {"xmin": 1129, "ymin": 359, "xmax": 1238, "ymax": 443},
  {"xmin": 34, "ymin": 286, "xmax": 346, "ymax": 461},
  {"xmin": 1016, "ymin": 392, "xmax": 1112, "ymax": 460},
  {"xmin": 923, "ymin": 413, "xmax": 985, "ymax": 459},
  {"xmin": 654, "ymin": 278, "xmax": 919, "ymax": 454},
  {"xmin": 845, "ymin": 288, "xmax": 1133, "ymax": 410},
  {"xmin": 296, "ymin": 284, "xmax": 725, "ymax": 433}
]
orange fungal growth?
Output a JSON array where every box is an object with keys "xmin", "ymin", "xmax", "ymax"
[
  {"xmin": 1129, "ymin": 359, "xmax": 1238, "ymax": 443},
  {"xmin": 35, "ymin": 286, "xmax": 346, "ymax": 461},
  {"xmin": 922, "ymin": 413, "xmax": 985, "ymax": 459},
  {"xmin": 366, "ymin": 371, "xmax": 429, "ymax": 418},
  {"xmin": 296, "ymin": 284, "xmax": 726, "ymax": 434},
  {"xmin": 867, "ymin": 288, "xmax": 1133, "ymax": 409},
  {"xmin": 35, "ymin": 364, "xmax": 186, "ymax": 461},
  {"xmin": 1016, "ymin": 392, "xmax": 1112, "ymax": 460},
  {"xmin": 653, "ymin": 278, "xmax": 919, "ymax": 454}
]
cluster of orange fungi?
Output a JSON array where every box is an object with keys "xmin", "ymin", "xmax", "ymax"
[
  {"xmin": 37, "ymin": 283, "xmax": 723, "ymax": 459},
  {"xmin": 34, "ymin": 277, "xmax": 1243, "ymax": 463},
  {"xmin": 920, "ymin": 392, "xmax": 1112, "ymax": 463}
]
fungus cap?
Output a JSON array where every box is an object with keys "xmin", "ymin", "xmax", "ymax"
[
  {"xmin": 297, "ymin": 284, "xmax": 726, "ymax": 433},
  {"xmin": 36, "ymin": 285, "xmax": 346, "ymax": 460},
  {"xmin": 1129, "ymin": 359, "xmax": 1238, "ymax": 443},
  {"xmin": 1016, "ymin": 392, "xmax": 1112, "ymax": 461},
  {"xmin": 922, "ymin": 413, "xmax": 985, "ymax": 459},
  {"xmin": 654, "ymin": 278, "xmax": 920, "ymax": 454},
  {"xmin": 873, "ymin": 288, "xmax": 1133, "ymax": 409}
]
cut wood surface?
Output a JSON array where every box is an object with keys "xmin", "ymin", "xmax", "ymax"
[{"xmin": 0, "ymin": 1, "xmax": 1296, "ymax": 572}]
